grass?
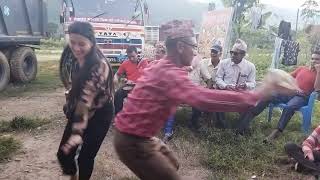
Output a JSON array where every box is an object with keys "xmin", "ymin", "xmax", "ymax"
[
  {"xmin": 0, "ymin": 41, "xmax": 318, "ymax": 178},
  {"xmin": 40, "ymin": 38, "xmax": 65, "ymax": 50},
  {"xmin": 0, "ymin": 136, "xmax": 21, "ymax": 162},
  {"xmin": 0, "ymin": 60, "xmax": 63, "ymax": 98},
  {"xmin": 36, "ymin": 54, "xmax": 62, "ymax": 62},
  {"xmin": 0, "ymin": 116, "xmax": 49, "ymax": 162},
  {"xmin": 0, "ymin": 116, "xmax": 50, "ymax": 133},
  {"xmin": 170, "ymin": 102, "xmax": 320, "ymax": 179}
]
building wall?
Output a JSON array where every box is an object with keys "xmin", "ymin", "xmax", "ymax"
[{"xmin": 145, "ymin": 26, "xmax": 159, "ymax": 44}]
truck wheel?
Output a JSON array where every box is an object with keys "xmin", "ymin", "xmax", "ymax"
[
  {"xmin": 10, "ymin": 47, "xmax": 37, "ymax": 83},
  {"xmin": 0, "ymin": 52, "xmax": 10, "ymax": 91}
]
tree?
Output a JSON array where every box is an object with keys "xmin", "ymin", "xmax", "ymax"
[
  {"xmin": 300, "ymin": 0, "xmax": 320, "ymax": 25},
  {"xmin": 221, "ymin": 0, "xmax": 274, "ymax": 49},
  {"xmin": 221, "ymin": 0, "xmax": 259, "ymax": 38}
]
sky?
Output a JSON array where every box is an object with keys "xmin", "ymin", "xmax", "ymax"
[
  {"xmin": 189, "ymin": 0, "xmax": 306, "ymax": 9},
  {"xmin": 260, "ymin": 0, "xmax": 305, "ymax": 8}
]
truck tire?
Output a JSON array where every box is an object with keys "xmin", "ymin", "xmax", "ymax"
[
  {"xmin": 0, "ymin": 52, "xmax": 10, "ymax": 91},
  {"xmin": 10, "ymin": 47, "xmax": 37, "ymax": 83}
]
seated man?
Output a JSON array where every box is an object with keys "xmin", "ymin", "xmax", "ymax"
[
  {"xmin": 188, "ymin": 41, "xmax": 224, "ymax": 130},
  {"xmin": 236, "ymin": 50, "xmax": 320, "ymax": 142},
  {"xmin": 215, "ymin": 39, "xmax": 256, "ymax": 128},
  {"xmin": 114, "ymin": 46, "xmax": 148, "ymax": 114},
  {"xmin": 285, "ymin": 123, "xmax": 320, "ymax": 174},
  {"xmin": 216, "ymin": 39, "xmax": 256, "ymax": 91}
]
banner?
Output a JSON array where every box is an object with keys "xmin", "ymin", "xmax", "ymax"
[{"xmin": 198, "ymin": 8, "xmax": 234, "ymax": 58}]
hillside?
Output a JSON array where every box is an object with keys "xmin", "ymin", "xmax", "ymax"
[{"xmin": 47, "ymin": 0, "xmax": 314, "ymax": 30}]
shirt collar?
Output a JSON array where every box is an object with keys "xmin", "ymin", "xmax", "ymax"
[{"xmin": 207, "ymin": 58, "xmax": 220, "ymax": 68}]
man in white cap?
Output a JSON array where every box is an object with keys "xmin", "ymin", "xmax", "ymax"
[
  {"xmin": 216, "ymin": 39, "xmax": 256, "ymax": 91},
  {"xmin": 199, "ymin": 40, "xmax": 222, "ymax": 89}
]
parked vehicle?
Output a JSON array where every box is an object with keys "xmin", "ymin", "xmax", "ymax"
[{"xmin": 0, "ymin": 0, "xmax": 48, "ymax": 91}]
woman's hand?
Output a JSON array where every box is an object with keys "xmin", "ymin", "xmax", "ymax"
[{"xmin": 61, "ymin": 134, "xmax": 83, "ymax": 154}]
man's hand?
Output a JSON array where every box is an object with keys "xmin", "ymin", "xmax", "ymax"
[
  {"xmin": 236, "ymin": 83, "xmax": 247, "ymax": 90},
  {"xmin": 183, "ymin": 66, "xmax": 193, "ymax": 72},
  {"xmin": 126, "ymin": 80, "xmax": 135, "ymax": 85},
  {"xmin": 120, "ymin": 78, "xmax": 128, "ymax": 83},
  {"xmin": 225, "ymin": 85, "xmax": 236, "ymax": 91},
  {"xmin": 61, "ymin": 134, "xmax": 83, "ymax": 155},
  {"xmin": 206, "ymin": 80, "xmax": 214, "ymax": 89},
  {"xmin": 304, "ymin": 151, "xmax": 315, "ymax": 161},
  {"xmin": 314, "ymin": 64, "xmax": 320, "ymax": 73}
]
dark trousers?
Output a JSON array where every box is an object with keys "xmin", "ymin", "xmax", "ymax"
[
  {"xmin": 237, "ymin": 95, "xmax": 308, "ymax": 132},
  {"xmin": 57, "ymin": 102, "xmax": 114, "ymax": 180},
  {"xmin": 114, "ymin": 88, "xmax": 130, "ymax": 115},
  {"xmin": 164, "ymin": 115, "xmax": 175, "ymax": 135},
  {"xmin": 190, "ymin": 108, "xmax": 226, "ymax": 129},
  {"xmin": 214, "ymin": 112, "xmax": 227, "ymax": 128},
  {"xmin": 189, "ymin": 107, "xmax": 202, "ymax": 128},
  {"xmin": 285, "ymin": 142, "xmax": 320, "ymax": 173}
]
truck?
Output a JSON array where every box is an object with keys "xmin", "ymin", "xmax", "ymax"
[
  {"xmin": 68, "ymin": 17, "xmax": 145, "ymax": 63},
  {"xmin": 0, "ymin": 0, "xmax": 48, "ymax": 91},
  {"xmin": 59, "ymin": 0, "xmax": 148, "ymax": 88},
  {"xmin": 61, "ymin": 0, "xmax": 148, "ymax": 62}
]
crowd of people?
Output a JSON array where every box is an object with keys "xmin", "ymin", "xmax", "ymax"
[{"xmin": 58, "ymin": 20, "xmax": 320, "ymax": 180}]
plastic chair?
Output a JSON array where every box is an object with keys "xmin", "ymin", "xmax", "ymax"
[{"xmin": 267, "ymin": 91, "xmax": 319, "ymax": 134}]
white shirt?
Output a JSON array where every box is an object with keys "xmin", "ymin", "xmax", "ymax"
[
  {"xmin": 189, "ymin": 58, "xmax": 220, "ymax": 87},
  {"xmin": 189, "ymin": 58, "xmax": 204, "ymax": 86},
  {"xmin": 215, "ymin": 58, "xmax": 256, "ymax": 90}
]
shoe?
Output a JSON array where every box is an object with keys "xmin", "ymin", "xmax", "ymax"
[
  {"xmin": 294, "ymin": 162, "xmax": 314, "ymax": 174},
  {"xmin": 263, "ymin": 129, "xmax": 281, "ymax": 143},
  {"xmin": 295, "ymin": 162, "xmax": 304, "ymax": 172}
]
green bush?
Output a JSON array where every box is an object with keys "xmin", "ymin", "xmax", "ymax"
[{"xmin": 0, "ymin": 116, "xmax": 49, "ymax": 133}]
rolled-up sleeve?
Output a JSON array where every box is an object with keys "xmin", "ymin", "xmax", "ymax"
[{"xmin": 302, "ymin": 126, "xmax": 320, "ymax": 155}]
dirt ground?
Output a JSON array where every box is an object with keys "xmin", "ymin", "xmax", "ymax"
[{"xmin": 0, "ymin": 89, "xmax": 211, "ymax": 180}]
